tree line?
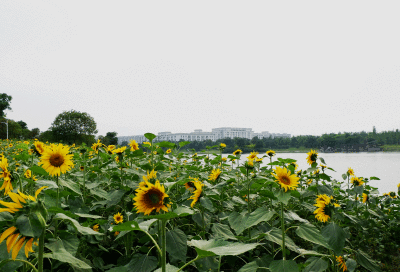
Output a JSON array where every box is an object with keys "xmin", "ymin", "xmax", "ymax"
[
  {"xmin": 132, "ymin": 126, "xmax": 399, "ymax": 153},
  {"xmin": 2, "ymin": 93, "xmax": 399, "ymax": 151}
]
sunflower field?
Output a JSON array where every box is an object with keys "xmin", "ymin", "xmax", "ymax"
[{"xmin": 0, "ymin": 133, "xmax": 399, "ymax": 272}]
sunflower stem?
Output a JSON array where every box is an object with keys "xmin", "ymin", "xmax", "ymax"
[
  {"xmin": 246, "ymin": 169, "xmax": 251, "ymax": 213},
  {"xmin": 176, "ymin": 255, "xmax": 200, "ymax": 272},
  {"xmin": 56, "ymin": 175, "xmax": 59, "ymax": 208},
  {"xmin": 280, "ymin": 202, "xmax": 286, "ymax": 260},
  {"xmin": 217, "ymin": 255, "xmax": 222, "ymax": 272},
  {"xmin": 38, "ymin": 229, "xmax": 45, "ymax": 272},
  {"xmin": 161, "ymin": 219, "xmax": 167, "ymax": 272},
  {"xmin": 355, "ymin": 193, "xmax": 358, "ymax": 216},
  {"xmin": 144, "ymin": 230, "xmax": 162, "ymax": 257},
  {"xmin": 201, "ymin": 209, "xmax": 206, "ymax": 240},
  {"xmin": 82, "ymin": 152, "xmax": 86, "ymax": 201}
]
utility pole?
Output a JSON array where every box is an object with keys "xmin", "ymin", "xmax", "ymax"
[{"xmin": 1, "ymin": 119, "xmax": 8, "ymax": 139}]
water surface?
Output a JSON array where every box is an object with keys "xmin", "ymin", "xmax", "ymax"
[{"xmin": 223, "ymin": 152, "xmax": 400, "ymax": 194}]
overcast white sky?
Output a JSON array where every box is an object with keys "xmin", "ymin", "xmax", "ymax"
[{"xmin": 1, "ymin": 1, "xmax": 399, "ymax": 138}]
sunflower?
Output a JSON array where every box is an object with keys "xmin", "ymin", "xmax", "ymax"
[
  {"xmin": 313, "ymin": 194, "xmax": 336, "ymax": 223},
  {"xmin": 139, "ymin": 170, "xmax": 157, "ymax": 188},
  {"xmin": 245, "ymin": 160, "xmax": 254, "ymax": 169},
  {"xmin": 0, "ymin": 186, "xmax": 47, "ymax": 213},
  {"xmin": 266, "ymin": 150, "xmax": 275, "ymax": 157},
  {"xmin": 255, "ymin": 158, "xmax": 263, "ymax": 163},
  {"xmin": 93, "ymin": 224, "xmax": 99, "ymax": 232},
  {"xmin": 315, "ymin": 194, "xmax": 331, "ymax": 203},
  {"xmin": 133, "ymin": 180, "xmax": 169, "ymax": 215},
  {"xmin": 24, "ymin": 170, "xmax": 32, "ymax": 179},
  {"xmin": 247, "ymin": 152, "xmax": 258, "ymax": 161},
  {"xmin": 289, "ymin": 162, "xmax": 298, "ymax": 170},
  {"xmin": 113, "ymin": 212, "xmax": 123, "ymax": 224},
  {"xmin": 142, "ymin": 141, "xmax": 151, "ymax": 146},
  {"xmin": 38, "ymin": 143, "xmax": 74, "ymax": 176},
  {"xmin": 33, "ymin": 141, "xmax": 46, "ymax": 156},
  {"xmin": 350, "ymin": 176, "xmax": 364, "ymax": 187},
  {"xmin": 233, "ymin": 149, "xmax": 242, "ymax": 155},
  {"xmin": 221, "ymin": 157, "xmax": 227, "ymax": 162},
  {"xmin": 272, "ymin": 167, "xmax": 300, "ymax": 192},
  {"xmin": 184, "ymin": 181, "xmax": 196, "ymax": 191},
  {"xmin": 91, "ymin": 140, "xmax": 103, "ymax": 154},
  {"xmin": 112, "ymin": 146, "xmax": 126, "ymax": 155},
  {"xmin": 80, "ymin": 166, "xmax": 84, "ymax": 171},
  {"xmin": 336, "ymin": 256, "xmax": 347, "ymax": 272},
  {"xmin": 166, "ymin": 149, "xmax": 172, "ymax": 154},
  {"xmin": 0, "ymin": 227, "xmax": 36, "ymax": 260},
  {"xmin": 362, "ymin": 193, "xmax": 369, "ymax": 203},
  {"xmin": 389, "ymin": 191, "xmax": 397, "ymax": 199},
  {"xmin": 220, "ymin": 143, "xmax": 226, "ymax": 148},
  {"xmin": 347, "ymin": 167, "xmax": 354, "ymax": 176},
  {"xmin": 306, "ymin": 150, "xmax": 318, "ymax": 165},
  {"xmin": 129, "ymin": 139, "xmax": 139, "ymax": 151},
  {"xmin": 0, "ymin": 157, "xmax": 12, "ymax": 195},
  {"xmin": 208, "ymin": 168, "xmax": 222, "ymax": 182},
  {"xmin": 188, "ymin": 180, "xmax": 204, "ymax": 208},
  {"xmin": 0, "ymin": 187, "xmax": 47, "ymax": 260},
  {"xmin": 107, "ymin": 145, "xmax": 116, "ymax": 154}
]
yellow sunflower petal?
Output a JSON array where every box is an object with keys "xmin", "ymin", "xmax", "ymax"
[
  {"xmin": 8, "ymin": 192, "xmax": 26, "ymax": 204},
  {"xmin": 6, "ymin": 233, "xmax": 20, "ymax": 253},
  {"xmin": 24, "ymin": 238, "xmax": 35, "ymax": 258},
  {"xmin": 12, "ymin": 237, "xmax": 25, "ymax": 260},
  {"xmin": 35, "ymin": 186, "xmax": 48, "ymax": 199},
  {"xmin": 0, "ymin": 226, "xmax": 16, "ymax": 244},
  {"xmin": 0, "ymin": 200, "xmax": 23, "ymax": 209}
]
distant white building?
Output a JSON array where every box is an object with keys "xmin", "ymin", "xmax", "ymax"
[{"xmin": 118, "ymin": 127, "xmax": 290, "ymax": 144}]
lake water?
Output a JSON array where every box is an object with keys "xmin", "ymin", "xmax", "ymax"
[{"xmin": 223, "ymin": 152, "xmax": 400, "ymax": 194}]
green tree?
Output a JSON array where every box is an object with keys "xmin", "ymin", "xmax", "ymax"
[
  {"xmin": 0, "ymin": 93, "xmax": 12, "ymax": 118},
  {"xmin": 51, "ymin": 110, "xmax": 98, "ymax": 145},
  {"xmin": 17, "ymin": 120, "xmax": 28, "ymax": 130},
  {"xmin": 29, "ymin": 128, "xmax": 40, "ymax": 139},
  {"xmin": 104, "ymin": 132, "xmax": 118, "ymax": 145}
]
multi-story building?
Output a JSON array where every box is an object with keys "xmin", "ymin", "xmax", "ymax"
[{"xmin": 118, "ymin": 127, "xmax": 290, "ymax": 144}]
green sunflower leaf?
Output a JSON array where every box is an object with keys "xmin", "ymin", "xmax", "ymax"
[
  {"xmin": 303, "ymin": 257, "xmax": 328, "ymax": 272},
  {"xmin": 269, "ymin": 260, "xmax": 299, "ymax": 272},
  {"xmin": 187, "ymin": 239, "xmax": 260, "ymax": 257},
  {"xmin": 53, "ymin": 213, "xmax": 103, "ymax": 236},
  {"xmin": 296, "ymin": 224, "xmax": 331, "ymax": 249},
  {"xmin": 355, "ymin": 250, "xmax": 382, "ymax": 272},
  {"xmin": 144, "ymin": 133, "xmax": 156, "ymax": 142},
  {"xmin": 321, "ymin": 222, "xmax": 346, "ymax": 255},
  {"xmin": 228, "ymin": 207, "xmax": 275, "ymax": 235},
  {"xmin": 166, "ymin": 228, "xmax": 187, "ymax": 262}
]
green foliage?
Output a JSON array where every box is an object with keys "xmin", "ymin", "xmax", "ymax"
[
  {"xmin": 0, "ymin": 93, "xmax": 12, "ymax": 118},
  {"xmin": 50, "ymin": 110, "xmax": 97, "ymax": 145}
]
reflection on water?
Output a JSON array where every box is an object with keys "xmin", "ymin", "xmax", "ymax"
[{"xmin": 223, "ymin": 152, "xmax": 400, "ymax": 194}]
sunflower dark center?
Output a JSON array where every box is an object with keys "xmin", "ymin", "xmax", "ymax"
[
  {"xmin": 311, "ymin": 154, "xmax": 317, "ymax": 161},
  {"xmin": 324, "ymin": 204, "xmax": 334, "ymax": 217},
  {"xmin": 148, "ymin": 192, "xmax": 161, "ymax": 204},
  {"xmin": 50, "ymin": 154, "xmax": 64, "ymax": 167},
  {"xmin": 281, "ymin": 176, "xmax": 291, "ymax": 185}
]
